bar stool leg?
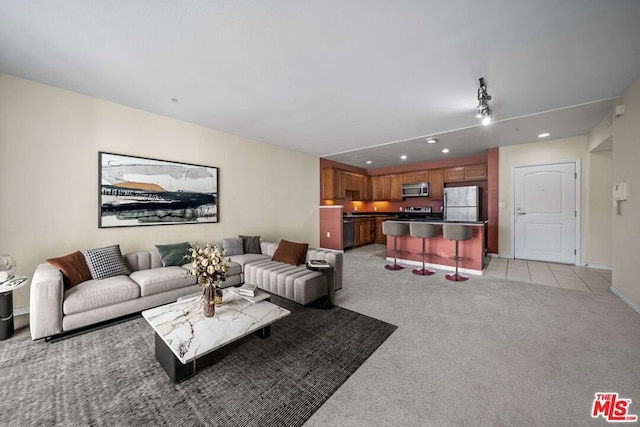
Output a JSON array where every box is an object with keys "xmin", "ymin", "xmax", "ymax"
[
  {"xmin": 412, "ymin": 237, "xmax": 435, "ymax": 276},
  {"xmin": 385, "ymin": 235, "xmax": 405, "ymax": 270},
  {"xmin": 446, "ymin": 240, "xmax": 468, "ymax": 282}
]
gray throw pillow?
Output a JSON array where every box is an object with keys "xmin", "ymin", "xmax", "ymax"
[
  {"xmin": 223, "ymin": 237, "xmax": 244, "ymax": 256},
  {"xmin": 239, "ymin": 235, "xmax": 261, "ymax": 254},
  {"xmin": 156, "ymin": 242, "xmax": 191, "ymax": 267},
  {"xmin": 82, "ymin": 244, "xmax": 131, "ymax": 280}
]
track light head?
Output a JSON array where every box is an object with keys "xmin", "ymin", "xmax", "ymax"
[
  {"xmin": 476, "ymin": 77, "xmax": 493, "ymax": 125},
  {"xmin": 481, "ymin": 107, "xmax": 492, "ymax": 125}
]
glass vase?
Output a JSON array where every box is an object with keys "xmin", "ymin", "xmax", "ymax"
[
  {"xmin": 203, "ymin": 284, "xmax": 215, "ymax": 317},
  {"xmin": 214, "ymin": 284, "xmax": 223, "ymax": 306}
]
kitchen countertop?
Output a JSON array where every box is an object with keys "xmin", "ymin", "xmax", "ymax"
[
  {"xmin": 343, "ymin": 212, "xmax": 399, "ymax": 216},
  {"xmin": 386, "ymin": 219, "xmax": 488, "ymax": 226}
]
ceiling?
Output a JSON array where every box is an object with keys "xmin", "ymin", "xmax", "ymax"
[{"xmin": 1, "ymin": 1, "xmax": 639, "ymax": 169}]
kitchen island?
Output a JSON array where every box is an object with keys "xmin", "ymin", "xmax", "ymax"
[{"xmin": 384, "ymin": 220, "xmax": 487, "ymax": 274}]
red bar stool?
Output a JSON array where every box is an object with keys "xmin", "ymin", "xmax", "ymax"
[
  {"xmin": 443, "ymin": 224, "xmax": 473, "ymax": 282},
  {"xmin": 409, "ymin": 223, "xmax": 440, "ymax": 276},
  {"xmin": 382, "ymin": 221, "xmax": 409, "ymax": 270}
]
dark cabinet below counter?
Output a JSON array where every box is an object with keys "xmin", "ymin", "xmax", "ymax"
[
  {"xmin": 354, "ymin": 217, "xmax": 375, "ymax": 247},
  {"xmin": 374, "ymin": 216, "xmax": 397, "ymax": 244}
]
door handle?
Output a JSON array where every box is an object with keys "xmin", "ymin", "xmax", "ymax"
[{"xmin": 516, "ymin": 208, "xmax": 526, "ymax": 215}]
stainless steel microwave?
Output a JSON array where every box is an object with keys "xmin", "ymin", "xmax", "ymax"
[{"xmin": 401, "ymin": 182, "xmax": 429, "ymax": 197}]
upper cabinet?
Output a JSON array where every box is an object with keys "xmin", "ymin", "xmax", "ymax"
[
  {"xmin": 443, "ymin": 164, "xmax": 487, "ymax": 183},
  {"xmin": 428, "ymin": 169, "xmax": 444, "ymax": 199},
  {"xmin": 371, "ymin": 175, "xmax": 403, "ymax": 201},
  {"xmin": 322, "ymin": 163, "xmax": 487, "ymax": 202},
  {"xmin": 389, "ymin": 175, "xmax": 403, "ymax": 200},
  {"xmin": 401, "ymin": 171, "xmax": 429, "ymax": 184},
  {"xmin": 322, "ymin": 168, "xmax": 370, "ymax": 200}
]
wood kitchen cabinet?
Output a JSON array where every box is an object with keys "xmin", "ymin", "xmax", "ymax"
[
  {"xmin": 322, "ymin": 168, "xmax": 370, "ymax": 200},
  {"xmin": 443, "ymin": 164, "xmax": 488, "ymax": 183},
  {"xmin": 355, "ymin": 217, "xmax": 375, "ymax": 247},
  {"xmin": 322, "ymin": 168, "xmax": 345, "ymax": 199},
  {"xmin": 371, "ymin": 176, "xmax": 389, "ymax": 200},
  {"xmin": 428, "ymin": 169, "xmax": 444, "ymax": 199},
  {"xmin": 374, "ymin": 216, "xmax": 396, "ymax": 244},
  {"xmin": 371, "ymin": 174, "xmax": 406, "ymax": 201},
  {"xmin": 402, "ymin": 171, "xmax": 429, "ymax": 184},
  {"xmin": 465, "ymin": 164, "xmax": 488, "ymax": 180},
  {"xmin": 389, "ymin": 175, "xmax": 403, "ymax": 200}
]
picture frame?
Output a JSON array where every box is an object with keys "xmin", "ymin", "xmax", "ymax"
[{"xmin": 98, "ymin": 152, "xmax": 219, "ymax": 228}]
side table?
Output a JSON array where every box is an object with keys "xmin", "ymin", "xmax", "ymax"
[
  {"xmin": 0, "ymin": 277, "xmax": 29, "ymax": 341},
  {"xmin": 306, "ymin": 264, "xmax": 335, "ymax": 309}
]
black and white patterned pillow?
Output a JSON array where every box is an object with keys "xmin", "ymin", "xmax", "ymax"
[{"xmin": 83, "ymin": 244, "xmax": 131, "ymax": 280}]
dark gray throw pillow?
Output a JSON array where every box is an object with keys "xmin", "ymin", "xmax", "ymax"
[
  {"xmin": 239, "ymin": 235, "xmax": 261, "ymax": 254},
  {"xmin": 223, "ymin": 237, "xmax": 244, "ymax": 256},
  {"xmin": 82, "ymin": 244, "xmax": 131, "ymax": 280},
  {"xmin": 156, "ymin": 242, "xmax": 191, "ymax": 267}
]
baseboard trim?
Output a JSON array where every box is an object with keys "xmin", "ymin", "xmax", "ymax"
[
  {"xmin": 610, "ymin": 286, "xmax": 640, "ymax": 316},
  {"xmin": 578, "ymin": 262, "xmax": 612, "ymax": 270},
  {"xmin": 14, "ymin": 306, "xmax": 29, "ymax": 317}
]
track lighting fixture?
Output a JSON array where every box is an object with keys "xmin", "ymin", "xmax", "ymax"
[{"xmin": 475, "ymin": 77, "xmax": 492, "ymax": 125}]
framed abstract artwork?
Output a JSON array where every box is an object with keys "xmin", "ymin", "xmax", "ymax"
[{"xmin": 99, "ymin": 152, "xmax": 219, "ymax": 227}]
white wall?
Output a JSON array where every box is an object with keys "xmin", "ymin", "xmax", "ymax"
[
  {"xmin": 611, "ymin": 76, "xmax": 640, "ymax": 312},
  {"xmin": 586, "ymin": 150, "xmax": 612, "ymax": 267},
  {"xmin": 498, "ymin": 136, "xmax": 589, "ymax": 261},
  {"xmin": 0, "ymin": 74, "xmax": 320, "ymax": 308}
]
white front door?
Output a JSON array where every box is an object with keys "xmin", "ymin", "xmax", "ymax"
[{"xmin": 514, "ymin": 162, "xmax": 577, "ymax": 264}]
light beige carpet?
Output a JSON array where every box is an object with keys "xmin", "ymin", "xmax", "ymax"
[{"xmin": 305, "ymin": 250, "xmax": 640, "ymax": 426}]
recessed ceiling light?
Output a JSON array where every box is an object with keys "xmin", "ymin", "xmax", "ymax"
[
  {"xmin": 401, "ymin": 155, "xmax": 407, "ymax": 160},
  {"xmin": 426, "ymin": 137, "xmax": 438, "ymax": 144},
  {"xmin": 538, "ymin": 133, "xmax": 550, "ymax": 138},
  {"xmin": 442, "ymin": 148, "xmax": 449, "ymax": 154},
  {"xmin": 366, "ymin": 160, "xmax": 372, "ymax": 164}
]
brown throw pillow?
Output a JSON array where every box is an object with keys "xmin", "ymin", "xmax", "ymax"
[
  {"xmin": 47, "ymin": 251, "xmax": 92, "ymax": 289},
  {"xmin": 271, "ymin": 239, "xmax": 308, "ymax": 266}
]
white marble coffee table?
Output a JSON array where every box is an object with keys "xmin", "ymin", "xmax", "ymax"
[{"xmin": 142, "ymin": 289, "xmax": 290, "ymax": 382}]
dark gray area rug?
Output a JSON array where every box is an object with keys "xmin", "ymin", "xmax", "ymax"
[{"xmin": 0, "ymin": 296, "xmax": 397, "ymax": 427}]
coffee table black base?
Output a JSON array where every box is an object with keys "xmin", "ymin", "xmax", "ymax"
[{"xmin": 155, "ymin": 325, "xmax": 272, "ymax": 383}]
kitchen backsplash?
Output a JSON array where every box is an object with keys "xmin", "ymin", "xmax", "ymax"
[{"xmin": 346, "ymin": 200, "xmax": 444, "ymax": 214}]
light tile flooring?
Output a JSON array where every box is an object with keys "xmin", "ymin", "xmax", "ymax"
[
  {"xmin": 348, "ymin": 244, "xmax": 612, "ymax": 294},
  {"xmin": 484, "ymin": 257, "xmax": 612, "ymax": 294}
]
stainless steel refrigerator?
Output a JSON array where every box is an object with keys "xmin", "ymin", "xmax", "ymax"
[{"xmin": 444, "ymin": 185, "xmax": 480, "ymax": 222}]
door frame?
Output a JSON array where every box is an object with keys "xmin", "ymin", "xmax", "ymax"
[{"xmin": 510, "ymin": 159, "xmax": 581, "ymax": 265}]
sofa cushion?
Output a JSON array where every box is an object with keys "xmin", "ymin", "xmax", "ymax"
[
  {"xmin": 63, "ymin": 275, "xmax": 140, "ymax": 315},
  {"xmin": 239, "ymin": 235, "xmax": 262, "ymax": 254},
  {"xmin": 155, "ymin": 242, "xmax": 191, "ymax": 267},
  {"xmin": 47, "ymin": 251, "xmax": 92, "ymax": 290},
  {"xmin": 129, "ymin": 266, "xmax": 198, "ymax": 297},
  {"xmin": 225, "ymin": 261, "xmax": 242, "ymax": 277},
  {"xmin": 83, "ymin": 244, "xmax": 131, "ymax": 280},
  {"xmin": 271, "ymin": 240, "xmax": 308, "ymax": 266},
  {"xmin": 124, "ymin": 251, "xmax": 164, "ymax": 272},
  {"xmin": 222, "ymin": 237, "xmax": 244, "ymax": 256},
  {"xmin": 225, "ymin": 253, "xmax": 269, "ymax": 270}
]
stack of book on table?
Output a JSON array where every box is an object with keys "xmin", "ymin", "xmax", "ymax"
[
  {"xmin": 235, "ymin": 283, "xmax": 257, "ymax": 297},
  {"xmin": 229, "ymin": 283, "xmax": 269, "ymax": 303}
]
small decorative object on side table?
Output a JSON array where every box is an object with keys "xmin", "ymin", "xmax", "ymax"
[
  {"xmin": 185, "ymin": 244, "xmax": 228, "ymax": 317},
  {"xmin": 306, "ymin": 259, "xmax": 335, "ymax": 309}
]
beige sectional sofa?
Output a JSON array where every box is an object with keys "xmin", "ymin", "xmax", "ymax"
[{"xmin": 30, "ymin": 240, "xmax": 342, "ymax": 340}]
